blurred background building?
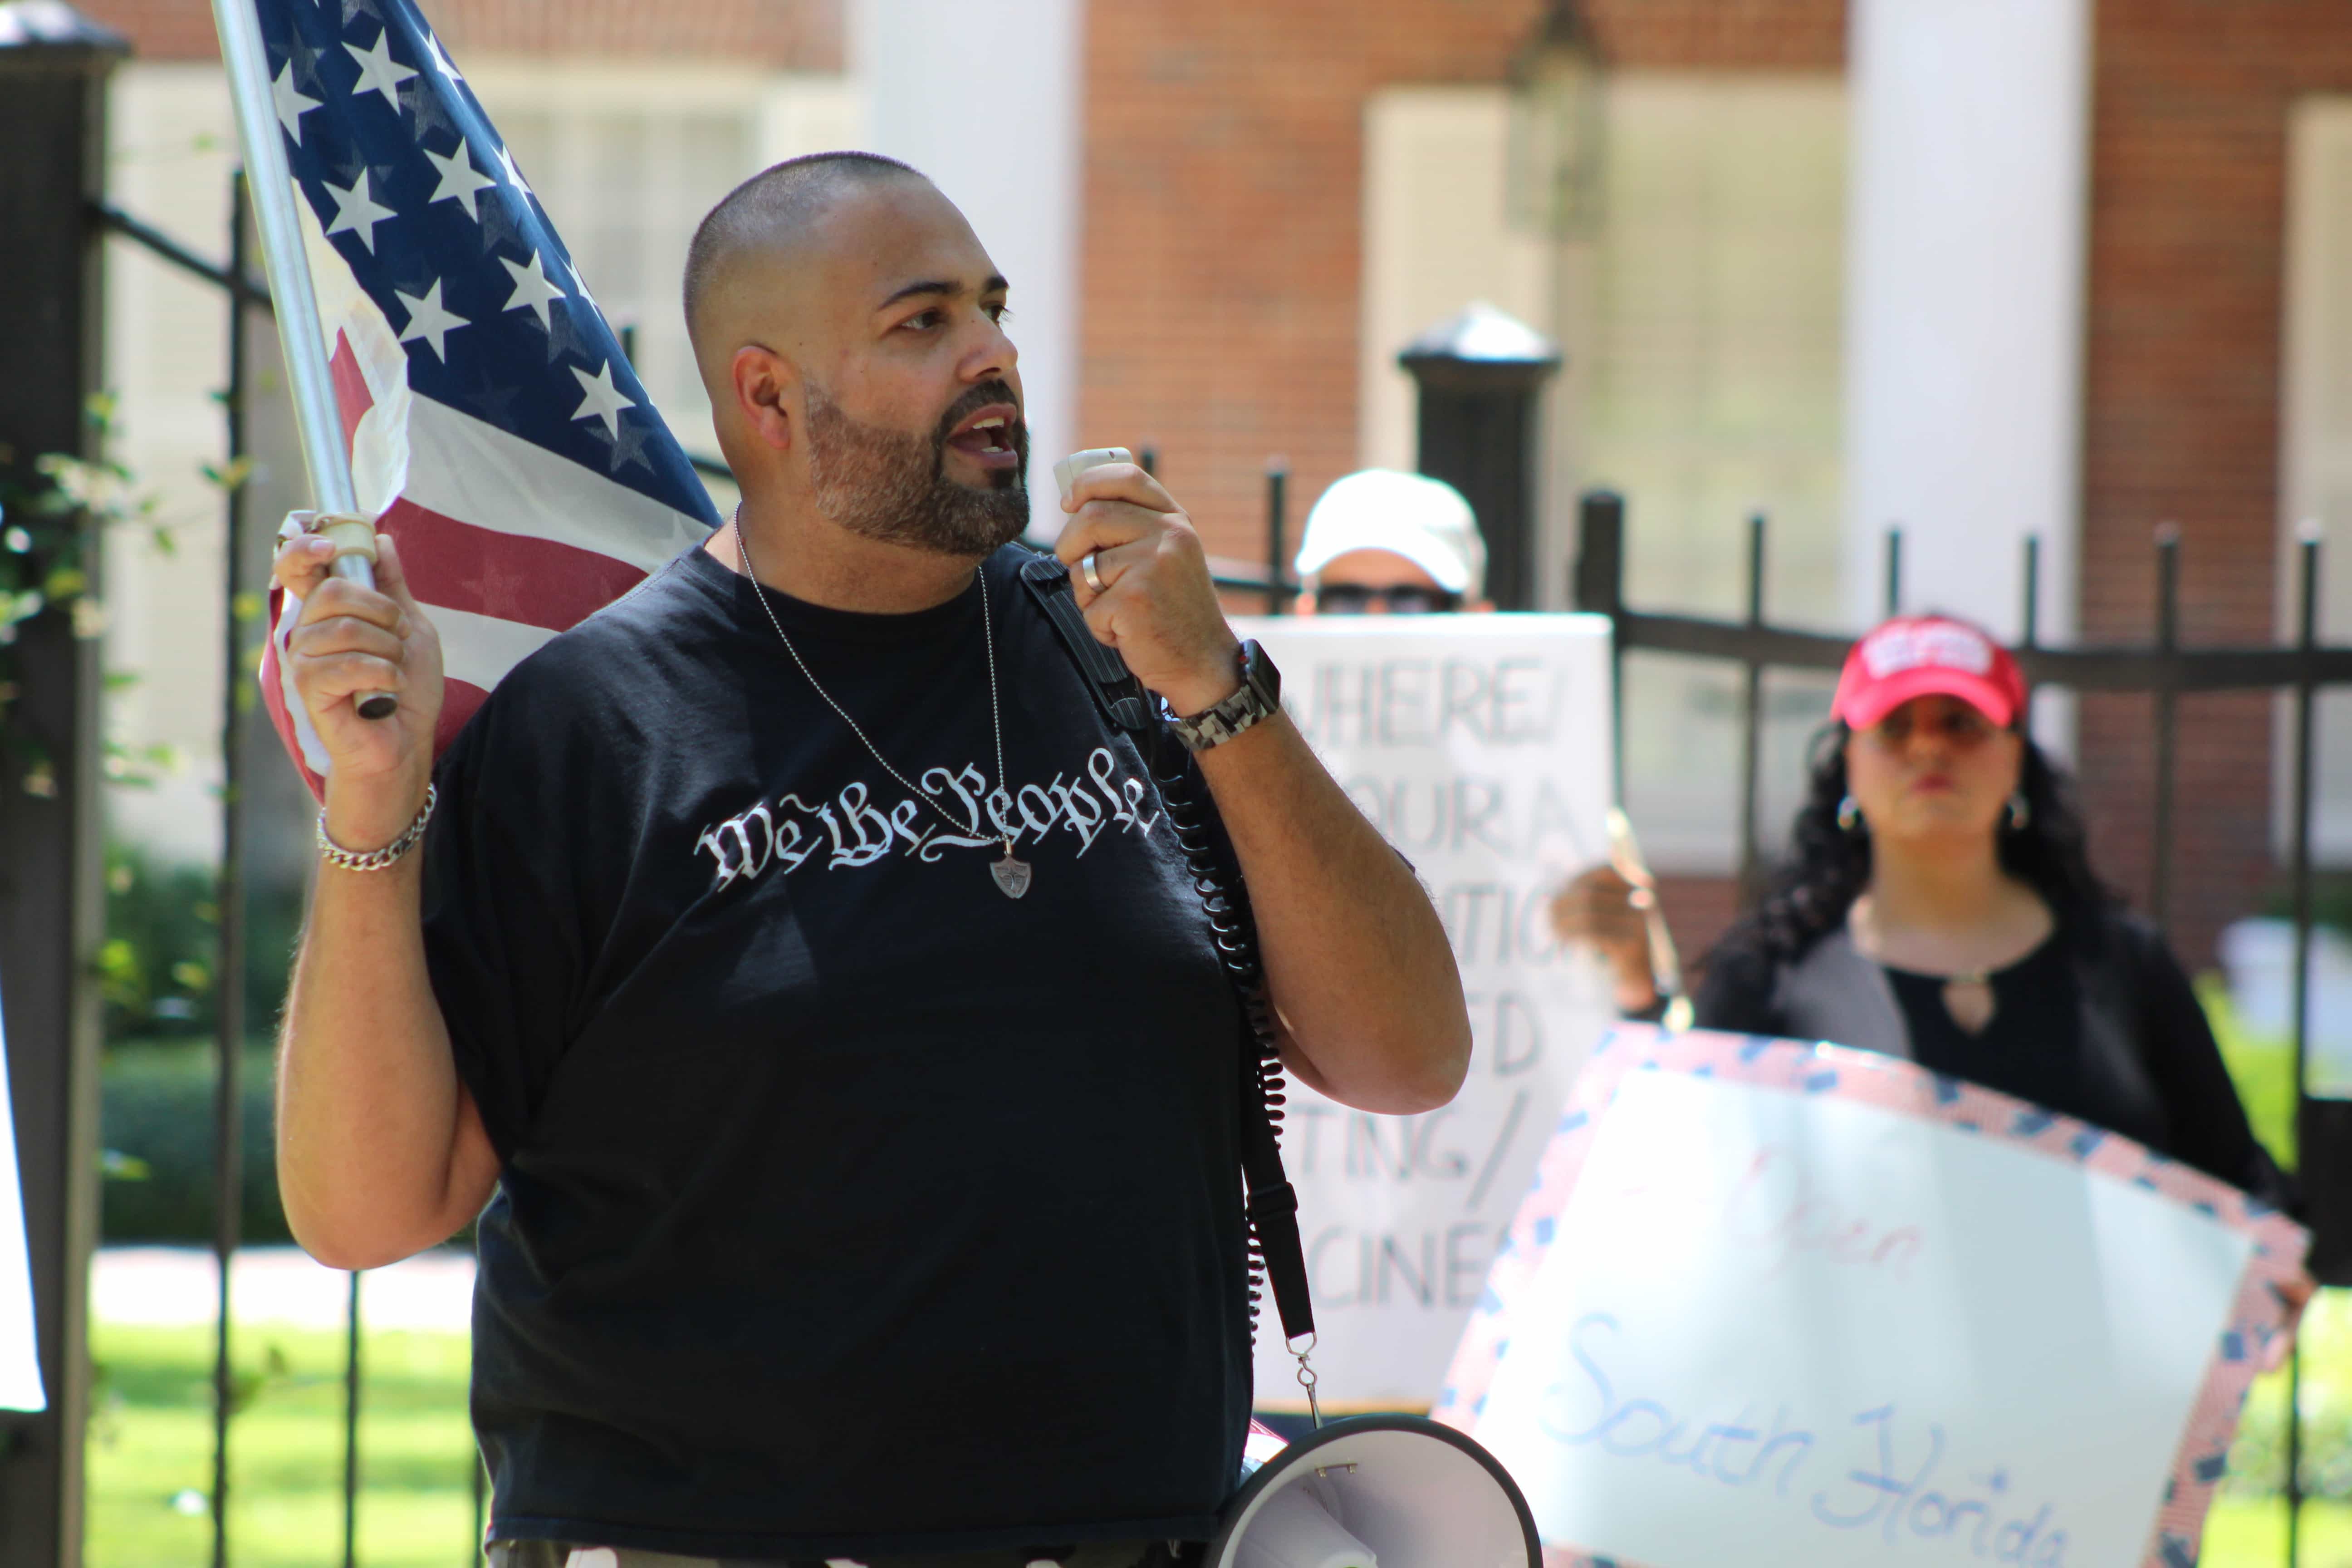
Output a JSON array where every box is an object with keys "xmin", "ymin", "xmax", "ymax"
[{"xmin": 69, "ymin": 0, "xmax": 2352, "ymax": 978}]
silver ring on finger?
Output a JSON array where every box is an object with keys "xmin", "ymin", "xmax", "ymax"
[{"xmin": 1081, "ymin": 550, "xmax": 1107, "ymax": 595}]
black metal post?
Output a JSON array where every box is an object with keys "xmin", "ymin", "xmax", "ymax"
[
  {"xmin": 1264, "ymin": 459, "xmax": 1291, "ymax": 615},
  {"xmin": 2151, "ymin": 526, "xmax": 2181, "ymax": 937},
  {"xmin": 346, "ymin": 1269, "xmax": 363, "ymax": 1568},
  {"xmin": 0, "ymin": 15, "xmax": 127, "ymax": 1566},
  {"xmin": 1573, "ymin": 491, "xmax": 1628, "ymax": 804},
  {"xmin": 1883, "ymin": 527, "xmax": 1903, "ymax": 618},
  {"xmin": 1397, "ymin": 308, "xmax": 1561, "ymax": 612},
  {"xmin": 211, "ymin": 167, "xmax": 254, "ymax": 1568},
  {"xmin": 1736, "ymin": 514, "xmax": 1767, "ymax": 904},
  {"xmin": 2287, "ymin": 526, "xmax": 2319, "ymax": 1568}
]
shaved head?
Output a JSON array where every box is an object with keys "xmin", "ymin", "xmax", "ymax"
[{"xmin": 682, "ymin": 150, "xmax": 924, "ymax": 364}]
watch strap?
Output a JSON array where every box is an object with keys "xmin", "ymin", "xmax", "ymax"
[{"xmin": 1171, "ymin": 642, "xmax": 1274, "ymax": 753}]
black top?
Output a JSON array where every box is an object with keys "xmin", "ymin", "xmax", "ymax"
[
  {"xmin": 1877, "ymin": 934, "xmax": 2168, "ymax": 1147},
  {"xmin": 421, "ymin": 543, "xmax": 1252, "ymax": 1558},
  {"xmin": 1694, "ymin": 910, "xmax": 2291, "ymax": 1207}
]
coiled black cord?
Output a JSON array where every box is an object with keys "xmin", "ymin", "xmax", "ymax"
[{"xmin": 1147, "ymin": 735, "xmax": 1302, "ymax": 1342}]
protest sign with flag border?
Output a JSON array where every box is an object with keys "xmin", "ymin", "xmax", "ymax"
[{"xmin": 1439, "ymin": 1026, "xmax": 2308, "ymax": 1568}]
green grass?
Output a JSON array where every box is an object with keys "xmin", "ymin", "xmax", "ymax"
[
  {"xmin": 2205, "ymin": 1496, "xmax": 2352, "ymax": 1567},
  {"xmin": 2202, "ymin": 975, "xmax": 2300, "ymax": 1170},
  {"xmin": 87, "ymin": 1322, "xmax": 480, "ymax": 1568}
]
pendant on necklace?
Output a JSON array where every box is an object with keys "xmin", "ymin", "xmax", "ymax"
[{"xmin": 990, "ymin": 843, "xmax": 1033, "ymax": 900}]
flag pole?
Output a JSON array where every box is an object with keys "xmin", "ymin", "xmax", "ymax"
[
  {"xmin": 209, "ymin": 0, "xmax": 355, "ymax": 514},
  {"xmin": 212, "ymin": 0, "xmax": 397, "ymax": 718}
]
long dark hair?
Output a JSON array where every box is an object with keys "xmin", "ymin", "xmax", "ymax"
[{"xmin": 1717, "ymin": 722, "xmax": 2113, "ymax": 965}]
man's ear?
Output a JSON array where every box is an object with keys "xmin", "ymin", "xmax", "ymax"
[{"xmin": 730, "ymin": 344, "xmax": 799, "ymax": 451}]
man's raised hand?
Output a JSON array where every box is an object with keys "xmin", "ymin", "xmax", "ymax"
[
  {"xmin": 273, "ymin": 527, "xmax": 444, "ymax": 843},
  {"xmin": 1054, "ymin": 461, "xmax": 1243, "ymax": 719}
]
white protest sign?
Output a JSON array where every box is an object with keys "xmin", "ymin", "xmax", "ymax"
[
  {"xmin": 0, "ymin": 969, "xmax": 47, "ymax": 1411},
  {"xmin": 1235, "ymin": 615, "xmax": 1616, "ymax": 1412},
  {"xmin": 1441, "ymin": 1028, "xmax": 2305, "ymax": 1568}
]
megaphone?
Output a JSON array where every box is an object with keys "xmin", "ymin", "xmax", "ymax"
[{"xmin": 1207, "ymin": 1415, "xmax": 1540, "ymax": 1568}]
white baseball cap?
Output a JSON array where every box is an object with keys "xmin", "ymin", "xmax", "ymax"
[{"xmin": 1293, "ymin": 470, "xmax": 1486, "ymax": 598}]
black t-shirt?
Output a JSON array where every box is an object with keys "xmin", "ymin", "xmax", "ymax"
[{"xmin": 421, "ymin": 541, "xmax": 1252, "ymax": 1559}]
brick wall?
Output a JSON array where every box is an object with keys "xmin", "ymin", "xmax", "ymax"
[
  {"xmin": 1077, "ymin": 0, "xmax": 1845, "ymax": 570},
  {"xmin": 2079, "ymin": 0, "xmax": 2352, "ymax": 968},
  {"xmin": 76, "ymin": 0, "xmax": 840, "ymax": 68}
]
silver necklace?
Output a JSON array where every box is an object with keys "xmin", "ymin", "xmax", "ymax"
[{"xmin": 732, "ymin": 510, "xmax": 1031, "ymax": 899}]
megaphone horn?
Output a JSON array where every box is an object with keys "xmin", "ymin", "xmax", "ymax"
[{"xmin": 1209, "ymin": 1415, "xmax": 1541, "ymax": 1568}]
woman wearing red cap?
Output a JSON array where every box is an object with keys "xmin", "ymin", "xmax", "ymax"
[{"xmin": 1570, "ymin": 613, "xmax": 2293, "ymax": 1215}]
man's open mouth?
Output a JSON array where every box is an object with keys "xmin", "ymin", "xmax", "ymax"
[{"xmin": 946, "ymin": 405, "xmax": 1023, "ymax": 463}]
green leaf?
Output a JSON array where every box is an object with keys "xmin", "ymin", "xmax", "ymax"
[{"xmin": 198, "ymin": 456, "xmax": 254, "ymax": 493}]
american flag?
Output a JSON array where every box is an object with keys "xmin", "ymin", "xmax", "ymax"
[{"xmin": 248, "ymin": 0, "xmax": 721, "ymax": 797}]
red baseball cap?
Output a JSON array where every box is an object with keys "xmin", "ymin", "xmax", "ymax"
[{"xmin": 1833, "ymin": 615, "xmax": 2026, "ymax": 731}]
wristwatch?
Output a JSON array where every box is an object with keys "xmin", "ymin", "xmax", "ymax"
[{"xmin": 1171, "ymin": 639, "xmax": 1281, "ymax": 753}]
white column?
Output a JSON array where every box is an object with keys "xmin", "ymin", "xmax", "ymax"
[
  {"xmin": 1842, "ymin": 0, "xmax": 2092, "ymax": 646},
  {"xmin": 849, "ymin": 0, "xmax": 1085, "ymax": 539}
]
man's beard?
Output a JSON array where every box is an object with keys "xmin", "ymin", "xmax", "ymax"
[{"xmin": 803, "ymin": 379, "xmax": 1031, "ymax": 558}]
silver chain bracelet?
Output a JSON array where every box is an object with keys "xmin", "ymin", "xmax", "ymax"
[{"xmin": 315, "ymin": 783, "xmax": 437, "ymax": 872}]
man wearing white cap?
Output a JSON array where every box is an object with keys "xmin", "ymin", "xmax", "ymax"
[{"xmin": 1291, "ymin": 470, "xmax": 1492, "ymax": 616}]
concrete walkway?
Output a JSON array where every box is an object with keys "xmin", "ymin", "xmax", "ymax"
[{"xmin": 91, "ymin": 1245, "xmax": 475, "ymax": 1332}]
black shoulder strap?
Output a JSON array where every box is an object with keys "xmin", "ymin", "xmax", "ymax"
[
  {"xmin": 1017, "ymin": 551, "xmax": 1316, "ymax": 1347},
  {"xmin": 1017, "ymin": 553, "xmax": 1159, "ymax": 731}
]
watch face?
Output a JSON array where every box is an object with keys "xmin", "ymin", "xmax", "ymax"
[{"xmin": 1244, "ymin": 639, "xmax": 1280, "ymax": 705}]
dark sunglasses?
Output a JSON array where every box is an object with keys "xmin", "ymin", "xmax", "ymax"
[{"xmin": 1315, "ymin": 583, "xmax": 1462, "ymax": 615}]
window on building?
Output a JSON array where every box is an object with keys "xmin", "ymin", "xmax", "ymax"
[{"xmin": 1363, "ymin": 74, "xmax": 1848, "ymax": 872}]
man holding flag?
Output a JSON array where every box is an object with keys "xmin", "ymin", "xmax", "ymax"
[{"xmin": 238, "ymin": 0, "xmax": 1470, "ymax": 1560}]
